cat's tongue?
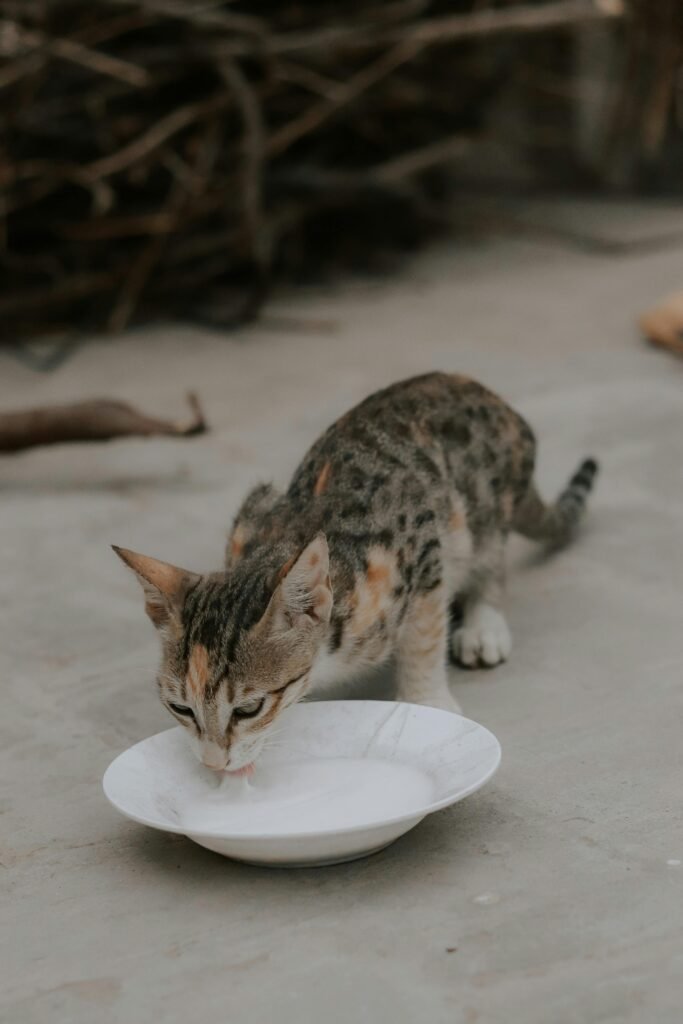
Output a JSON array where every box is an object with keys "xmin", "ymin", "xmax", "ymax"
[{"xmin": 226, "ymin": 763, "xmax": 255, "ymax": 778}]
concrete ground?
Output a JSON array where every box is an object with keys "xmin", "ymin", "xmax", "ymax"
[{"xmin": 2, "ymin": 201, "xmax": 683, "ymax": 1023}]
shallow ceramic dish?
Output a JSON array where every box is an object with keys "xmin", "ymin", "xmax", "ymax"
[{"xmin": 103, "ymin": 700, "xmax": 501, "ymax": 867}]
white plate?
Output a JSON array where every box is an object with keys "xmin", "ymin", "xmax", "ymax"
[{"xmin": 103, "ymin": 701, "xmax": 501, "ymax": 867}]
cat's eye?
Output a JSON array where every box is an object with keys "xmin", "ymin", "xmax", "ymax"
[
  {"xmin": 233, "ymin": 698, "xmax": 265, "ymax": 721},
  {"xmin": 169, "ymin": 702, "xmax": 195, "ymax": 719}
]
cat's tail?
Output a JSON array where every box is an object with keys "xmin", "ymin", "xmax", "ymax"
[{"xmin": 513, "ymin": 458, "xmax": 599, "ymax": 547}]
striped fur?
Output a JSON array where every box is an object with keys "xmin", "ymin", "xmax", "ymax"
[{"xmin": 114, "ymin": 373, "xmax": 598, "ymax": 771}]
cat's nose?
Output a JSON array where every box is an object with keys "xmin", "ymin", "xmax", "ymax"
[
  {"xmin": 202, "ymin": 755, "xmax": 228, "ymax": 771},
  {"xmin": 200, "ymin": 741, "xmax": 228, "ymax": 771}
]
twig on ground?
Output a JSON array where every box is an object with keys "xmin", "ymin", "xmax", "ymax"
[{"xmin": 0, "ymin": 393, "xmax": 208, "ymax": 452}]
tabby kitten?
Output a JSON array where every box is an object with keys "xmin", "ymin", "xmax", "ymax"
[{"xmin": 114, "ymin": 373, "xmax": 597, "ymax": 772}]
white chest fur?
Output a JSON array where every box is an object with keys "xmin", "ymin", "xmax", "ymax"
[{"xmin": 310, "ymin": 647, "xmax": 362, "ymax": 692}]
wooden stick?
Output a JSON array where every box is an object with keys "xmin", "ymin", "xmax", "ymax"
[
  {"xmin": 268, "ymin": 38, "xmax": 424, "ymax": 156},
  {"xmin": 0, "ymin": 271, "xmax": 120, "ymax": 317},
  {"xmin": 220, "ymin": 0, "xmax": 623, "ymax": 57},
  {"xmin": 124, "ymin": 0, "xmax": 265, "ymax": 36},
  {"xmin": 373, "ymin": 134, "xmax": 473, "ymax": 182},
  {"xmin": 0, "ymin": 393, "xmax": 207, "ymax": 453},
  {"xmin": 0, "ymin": 19, "xmax": 151, "ymax": 88},
  {"xmin": 82, "ymin": 94, "xmax": 230, "ymax": 182}
]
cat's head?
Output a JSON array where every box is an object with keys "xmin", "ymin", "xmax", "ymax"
[{"xmin": 113, "ymin": 535, "xmax": 332, "ymax": 771}]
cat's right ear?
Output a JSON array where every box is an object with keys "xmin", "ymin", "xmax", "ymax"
[
  {"xmin": 268, "ymin": 533, "xmax": 333, "ymax": 633},
  {"xmin": 112, "ymin": 546, "xmax": 199, "ymax": 629}
]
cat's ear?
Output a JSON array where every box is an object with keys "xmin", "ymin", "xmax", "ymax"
[
  {"xmin": 271, "ymin": 534, "xmax": 333, "ymax": 631},
  {"xmin": 112, "ymin": 546, "xmax": 199, "ymax": 629}
]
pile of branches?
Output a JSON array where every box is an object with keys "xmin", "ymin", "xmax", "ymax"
[{"xmin": 0, "ymin": 0, "xmax": 638, "ymax": 341}]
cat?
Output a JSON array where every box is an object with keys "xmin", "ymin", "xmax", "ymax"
[{"xmin": 114, "ymin": 372, "xmax": 597, "ymax": 772}]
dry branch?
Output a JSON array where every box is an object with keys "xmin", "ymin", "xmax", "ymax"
[
  {"xmin": 218, "ymin": 0, "xmax": 621, "ymax": 56},
  {"xmin": 0, "ymin": 18, "xmax": 151, "ymax": 86},
  {"xmin": 0, "ymin": 393, "xmax": 207, "ymax": 452}
]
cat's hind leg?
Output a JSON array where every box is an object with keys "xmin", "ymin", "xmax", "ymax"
[
  {"xmin": 396, "ymin": 584, "xmax": 461, "ymax": 712},
  {"xmin": 451, "ymin": 534, "xmax": 511, "ymax": 668}
]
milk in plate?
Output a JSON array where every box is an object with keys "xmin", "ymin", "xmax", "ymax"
[{"xmin": 179, "ymin": 757, "xmax": 435, "ymax": 836}]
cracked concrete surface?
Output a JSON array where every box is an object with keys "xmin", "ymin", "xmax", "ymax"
[{"xmin": 2, "ymin": 207, "xmax": 683, "ymax": 1023}]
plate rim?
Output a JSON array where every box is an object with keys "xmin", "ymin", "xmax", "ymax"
[{"xmin": 102, "ymin": 701, "xmax": 502, "ymax": 841}]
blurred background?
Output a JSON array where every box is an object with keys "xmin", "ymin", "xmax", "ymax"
[{"xmin": 2, "ymin": 0, "xmax": 682, "ymax": 353}]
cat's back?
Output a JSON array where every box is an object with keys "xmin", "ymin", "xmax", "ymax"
[
  {"xmin": 288, "ymin": 372, "xmax": 534, "ymax": 497},
  {"xmin": 348, "ymin": 372, "xmax": 533, "ymax": 446}
]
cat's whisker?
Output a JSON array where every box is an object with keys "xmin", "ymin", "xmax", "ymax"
[
  {"xmin": 260, "ymin": 738, "xmax": 312, "ymax": 756},
  {"xmin": 263, "ymin": 726, "xmax": 287, "ymax": 740}
]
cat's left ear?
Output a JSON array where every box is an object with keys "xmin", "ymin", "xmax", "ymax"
[
  {"xmin": 112, "ymin": 546, "xmax": 199, "ymax": 629},
  {"xmin": 271, "ymin": 534, "xmax": 333, "ymax": 631}
]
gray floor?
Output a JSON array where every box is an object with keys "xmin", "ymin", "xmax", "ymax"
[{"xmin": 2, "ymin": 203, "xmax": 683, "ymax": 1023}]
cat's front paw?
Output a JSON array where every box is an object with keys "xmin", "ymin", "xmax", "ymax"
[{"xmin": 452, "ymin": 605, "xmax": 511, "ymax": 668}]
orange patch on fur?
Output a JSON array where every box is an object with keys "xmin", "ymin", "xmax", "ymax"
[
  {"xmin": 449, "ymin": 495, "xmax": 469, "ymax": 531},
  {"xmin": 367, "ymin": 559, "xmax": 391, "ymax": 589},
  {"xmin": 313, "ymin": 461, "xmax": 332, "ymax": 497},
  {"xmin": 187, "ymin": 644, "xmax": 209, "ymax": 697},
  {"xmin": 276, "ymin": 554, "xmax": 297, "ymax": 584},
  {"xmin": 449, "ymin": 509, "xmax": 465, "ymax": 531},
  {"xmin": 229, "ymin": 523, "xmax": 247, "ymax": 563},
  {"xmin": 349, "ymin": 547, "xmax": 397, "ymax": 636}
]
